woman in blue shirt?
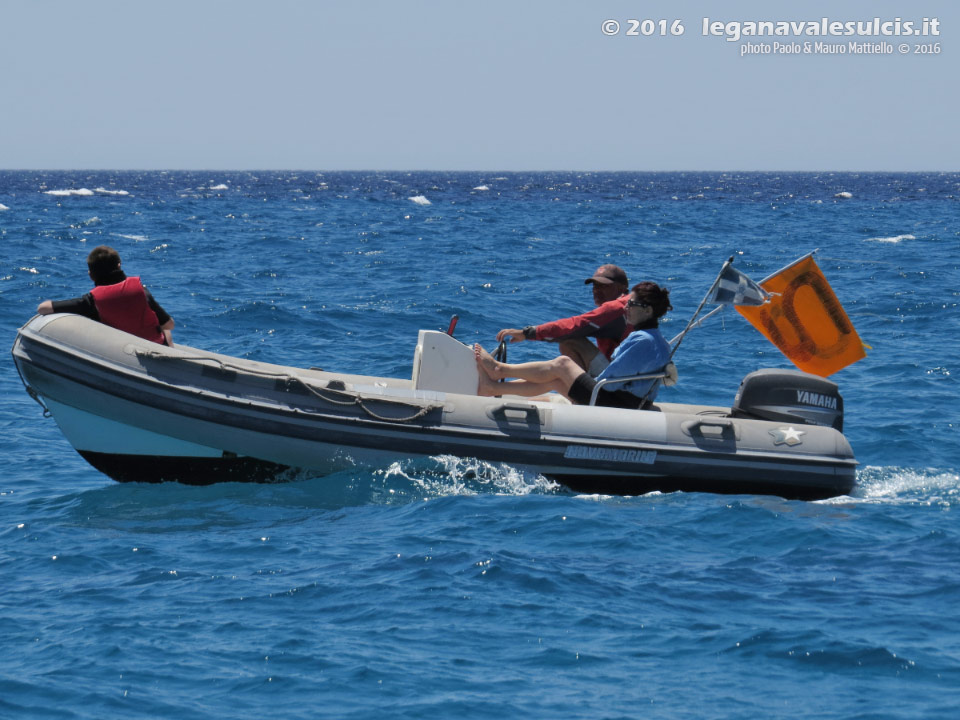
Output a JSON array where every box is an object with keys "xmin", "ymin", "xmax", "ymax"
[{"xmin": 476, "ymin": 282, "xmax": 672, "ymax": 409}]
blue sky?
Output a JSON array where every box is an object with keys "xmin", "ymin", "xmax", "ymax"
[{"xmin": 1, "ymin": 0, "xmax": 955, "ymax": 170}]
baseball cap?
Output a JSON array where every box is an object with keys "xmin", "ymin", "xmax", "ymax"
[{"xmin": 584, "ymin": 264, "xmax": 628, "ymax": 286}]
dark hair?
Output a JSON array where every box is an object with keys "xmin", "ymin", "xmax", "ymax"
[
  {"xmin": 632, "ymin": 281, "xmax": 672, "ymax": 320},
  {"xmin": 87, "ymin": 245, "xmax": 121, "ymax": 284}
]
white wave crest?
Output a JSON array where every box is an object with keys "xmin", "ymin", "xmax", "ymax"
[
  {"xmin": 866, "ymin": 234, "xmax": 915, "ymax": 244},
  {"xmin": 20, "ymin": 267, "xmax": 39, "ymax": 274},
  {"xmin": 95, "ymin": 187, "xmax": 130, "ymax": 196},
  {"xmin": 113, "ymin": 233, "xmax": 149, "ymax": 242},
  {"xmin": 44, "ymin": 188, "xmax": 95, "ymax": 197},
  {"xmin": 209, "ymin": 184, "xmax": 229, "ymax": 191},
  {"xmin": 473, "ymin": 185, "xmax": 489, "ymax": 191},
  {"xmin": 834, "ymin": 191, "xmax": 853, "ymax": 199},
  {"xmin": 409, "ymin": 195, "xmax": 431, "ymax": 206},
  {"xmin": 0, "ymin": 203, "xmax": 9, "ymax": 211}
]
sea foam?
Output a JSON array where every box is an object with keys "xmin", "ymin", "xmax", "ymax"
[
  {"xmin": 0, "ymin": 203, "xmax": 9, "ymax": 211},
  {"xmin": 409, "ymin": 195, "xmax": 431, "ymax": 206},
  {"xmin": 866, "ymin": 234, "xmax": 915, "ymax": 243},
  {"xmin": 44, "ymin": 188, "xmax": 95, "ymax": 197}
]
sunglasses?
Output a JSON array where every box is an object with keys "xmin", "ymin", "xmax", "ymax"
[{"xmin": 626, "ymin": 299, "xmax": 650, "ymax": 309}]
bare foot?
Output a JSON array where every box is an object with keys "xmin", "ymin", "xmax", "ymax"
[{"xmin": 474, "ymin": 344, "xmax": 503, "ymax": 380}]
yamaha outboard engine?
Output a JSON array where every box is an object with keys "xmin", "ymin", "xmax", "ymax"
[{"xmin": 732, "ymin": 369, "xmax": 844, "ymax": 431}]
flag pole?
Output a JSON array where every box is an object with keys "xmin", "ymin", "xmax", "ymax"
[
  {"xmin": 640, "ymin": 256, "xmax": 735, "ymax": 407},
  {"xmin": 669, "ymin": 305, "xmax": 723, "ymax": 345},
  {"xmin": 667, "ymin": 255, "xmax": 734, "ymax": 361},
  {"xmin": 757, "ymin": 249, "xmax": 818, "ymax": 284}
]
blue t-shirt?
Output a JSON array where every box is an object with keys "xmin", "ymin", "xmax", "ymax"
[{"xmin": 595, "ymin": 327, "xmax": 671, "ymax": 400}]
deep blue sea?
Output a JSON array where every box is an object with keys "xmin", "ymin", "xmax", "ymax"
[{"xmin": 1, "ymin": 171, "xmax": 958, "ymax": 719}]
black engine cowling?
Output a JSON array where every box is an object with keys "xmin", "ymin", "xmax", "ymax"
[{"xmin": 732, "ymin": 369, "xmax": 844, "ymax": 431}]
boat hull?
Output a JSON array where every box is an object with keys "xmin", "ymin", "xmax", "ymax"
[{"xmin": 13, "ymin": 315, "xmax": 857, "ymax": 499}]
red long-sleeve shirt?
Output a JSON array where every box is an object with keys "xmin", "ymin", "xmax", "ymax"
[{"xmin": 534, "ymin": 294, "xmax": 630, "ymax": 360}]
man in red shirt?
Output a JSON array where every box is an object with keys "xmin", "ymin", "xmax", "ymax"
[{"xmin": 496, "ymin": 264, "xmax": 630, "ymax": 376}]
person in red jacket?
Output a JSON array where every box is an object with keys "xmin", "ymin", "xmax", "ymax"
[
  {"xmin": 37, "ymin": 245, "xmax": 175, "ymax": 346},
  {"xmin": 496, "ymin": 264, "xmax": 630, "ymax": 376}
]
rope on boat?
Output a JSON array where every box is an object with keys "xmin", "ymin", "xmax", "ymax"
[
  {"xmin": 25, "ymin": 385, "xmax": 52, "ymax": 418},
  {"xmin": 13, "ymin": 355, "xmax": 52, "ymax": 418},
  {"xmin": 135, "ymin": 349, "xmax": 441, "ymax": 424}
]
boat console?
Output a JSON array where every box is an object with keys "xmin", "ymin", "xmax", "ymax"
[{"xmin": 411, "ymin": 330, "xmax": 479, "ymax": 395}]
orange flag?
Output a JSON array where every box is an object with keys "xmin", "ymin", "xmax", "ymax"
[{"xmin": 736, "ymin": 256, "xmax": 866, "ymax": 377}]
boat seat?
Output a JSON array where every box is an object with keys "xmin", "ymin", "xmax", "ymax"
[{"xmin": 588, "ymin": 362, "xmax": 677, "ymax": 406}]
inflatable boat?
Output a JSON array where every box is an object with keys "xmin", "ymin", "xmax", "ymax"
[{"xmin": 12, "ymin": 314, "xmax": 857, "ymax": 499}]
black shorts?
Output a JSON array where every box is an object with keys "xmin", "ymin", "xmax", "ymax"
[{"xmin": 568, "ymin": 372, "xmax": 645, "ymax": 409}]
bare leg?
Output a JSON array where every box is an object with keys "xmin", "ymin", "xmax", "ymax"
[
  {"xmin": 475, "ymin": 345, "xmax": 584, "ymax": 397},
  {"xmin": 477, "ymin": 373, "xmax": 568, "ymax": 399},
  {"xmin": 475, "ymin": 345, "xmax": 583, "ymax": 384},
  {"xmin": 558, "ymin": 337, "xmax": 599, "ymax": 372}
]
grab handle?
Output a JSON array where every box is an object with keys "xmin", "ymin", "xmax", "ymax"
[
  {"xmin": 681, "ymin": 418, "xmax": 740, "ymax": 440},
  {"xmin": 487, "ymin": 402, "xmax": 542, "ymax": 424}
]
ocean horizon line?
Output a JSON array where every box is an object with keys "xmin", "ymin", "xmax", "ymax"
[{"xmin": 1, "ymin": 168, "xmax": 956, "ymax": 174}]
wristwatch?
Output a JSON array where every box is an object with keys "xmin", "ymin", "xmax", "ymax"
[{"xmin": 522, "ymin": 326, "xmax": 536, "ymax": 340}]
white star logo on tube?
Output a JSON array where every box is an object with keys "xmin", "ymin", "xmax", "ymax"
[{"xmin": 769, "ymin": 426, "xmax": 805, "ymax": 446}]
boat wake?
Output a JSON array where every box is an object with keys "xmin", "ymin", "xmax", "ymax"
[
  {"xmin": 374, "ymin": 455, "xmax": 560, "ymax": 499},
  {"xmin": 824, "ymin": 466, "xmax": 960, "ymax": 506},
  {"xmin": 196, "ymin": 455, "xmax": 561, "ymax": 506}
]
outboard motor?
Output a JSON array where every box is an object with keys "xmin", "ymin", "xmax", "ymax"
[{"xmin": 732, "ymin": 368, "xmax": 844, "ymax": 431}]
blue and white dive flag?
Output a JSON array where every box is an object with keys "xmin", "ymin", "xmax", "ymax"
[{"xmin": 710, "ymin": 264, "xmax": 771, "ymax": 306}]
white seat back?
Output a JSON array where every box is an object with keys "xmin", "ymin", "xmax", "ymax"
[{"xmin": 412, "ymin": 330, "xmax": 479, "ymax": 395}]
